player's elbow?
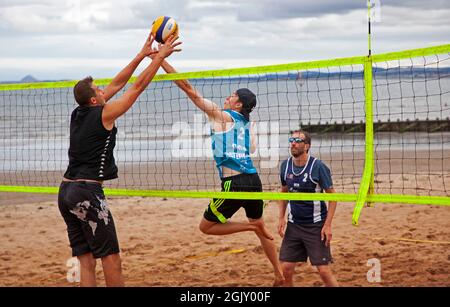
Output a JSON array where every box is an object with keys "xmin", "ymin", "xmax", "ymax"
[{"xmin": 325, "ymin": 187, "xmax": 335, "ymax": 193}]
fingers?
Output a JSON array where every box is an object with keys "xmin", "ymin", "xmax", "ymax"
[
  {"xmin": 165, "ymin": 34, "xmax": 179, "ymax": 44},
  {"xmin": 149, "ymin": 49, "xmax": 158, "ymax": 55},
  {"xmin": 278, "ymin": 224, "xmax": 284, "ymax": 238},
  {"xmin": 171, "ymin": 41, "xmax": 183, "ymax": 48},
  {"xmin": 160, "ymin": 39, "xmax": 183, "ymax": 54},
  {"xmin": 323, "ymin": 233, "xmax": 332, "ymax": 247},
  {"xmin": 145, "ymin": 32, "xmax": 155, "ymax": 48},
  {"xmin": 170, "ymin": 44, "xmax": 183, "ymax": 53}
]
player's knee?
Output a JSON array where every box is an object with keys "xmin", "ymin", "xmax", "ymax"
[
  {"xmin": 198, "ymin": 222, "xmax": 209, "ymax": 234},
  {"xmin": 78, "ymin": 254, "xmax": 96, "ymax": 271},
  {"xmin": 316, "ymin": 265, "xmax": 331, "ymax": 277},
  {"xmin": 282, "ymin": 265, "xmax": 295, "ymax": 278},
  {"xmin": 199, "ymin": 219, "xmax": 216, "ymax": 234},
  {"xmin": 102, "ymin": 253, "xmax": 122, "ymax": 270}
]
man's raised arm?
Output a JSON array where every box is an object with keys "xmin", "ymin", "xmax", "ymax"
[
  {"xmin": 102, "ymin": 35, "xmax": 181, "ymax": 127},
  {"xmin": 155, "ymin": 58, "xmax": 232, "ymax": 123},
  {"xmin": 103, "ymin": 33, "xmax": 158, "ymax": 102}
]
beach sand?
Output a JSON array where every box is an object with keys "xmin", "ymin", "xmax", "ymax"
[{"xmin": 0, "ymin": 192, "xmax": 448, "ymax": 287}]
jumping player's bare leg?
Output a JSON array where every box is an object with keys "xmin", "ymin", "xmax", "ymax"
[
  {"xmin": 249, "ymin": 218, "xmax": 284, "ymax": 286},
  {"xmin": 199, "ymin": 218, "xmax": 273, "ymax": 240},
  {"xmin": 248, "ymin": 218, "xmax": 274, "ymax": 240},
  {"xmin": 78, "ymin": 252, "xmax": 97, "ymax": 287}
]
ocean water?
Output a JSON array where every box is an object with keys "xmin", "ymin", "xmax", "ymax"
[{"xmin": 1, "ymin": 77, "xmax": 449, "ymax": 172}]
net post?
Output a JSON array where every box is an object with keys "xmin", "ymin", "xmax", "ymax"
[
  {"xmin": 367, "ymin": 160, "xmax": 375, "ymax": 208},
  {"xmin": 352, "ymin": 55, "xmax": 374, "ymax": 225},
  {"xmin": 367, "ymin": 0, "xmax": 372, "ymax": 56},
  {"xmin": 366, "ymin": 0, "xmax": 374, "ymax": 209}
]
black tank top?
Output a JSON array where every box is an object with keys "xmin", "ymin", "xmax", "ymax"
[{"xmin": 63, "ymin": 105, "xmax": 118, "ymax": 181}]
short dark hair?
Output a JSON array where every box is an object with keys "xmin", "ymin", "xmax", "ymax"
[
  {"xmin": 236, "ymin": 88, "xmax": 257, "ymax": 121},
  {"xmin": 290, "ymin": 129, "xmax": 311, "ymax": 145},
  {"xmin": 73, "ymin": 76, "xmax": 95, "ymax": 106}
]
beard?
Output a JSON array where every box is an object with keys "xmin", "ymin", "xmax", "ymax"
[{"xmin": 290, "ymin": 148, "xmax": 304, "ymax": 157}]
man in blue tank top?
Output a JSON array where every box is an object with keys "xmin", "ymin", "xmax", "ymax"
[
  {"xmin": 152, "ymin": 57, "xmax": 284, "ymax": 286},
  {"xmin": 278, "ymin": 130, "xmax": 339, "ymax": 287}
]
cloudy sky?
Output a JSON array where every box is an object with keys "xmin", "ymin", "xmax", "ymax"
[{"xmin": 0, "ymin": 0, "xmax": 449, "ymax": 81}]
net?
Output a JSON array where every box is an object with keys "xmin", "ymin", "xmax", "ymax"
[
  {"xmin": 0, "ymin": 65, "xmax": 367, "ymax": 194},
  {"xmin": 372, "ymin": 53, "xmax": 450, "ymax": 196},
  {"xmin": 1, "ymin": 44, "xmax": 449, "ymax": 221}
]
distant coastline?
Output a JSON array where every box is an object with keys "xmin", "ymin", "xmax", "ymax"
[
  {"xmin": 2, "ymin": 66, "xmax": 450, "ymax": 85},
  {"xmin": 0, "ymin": 75, "xmax": 69, "ymax": 85}
]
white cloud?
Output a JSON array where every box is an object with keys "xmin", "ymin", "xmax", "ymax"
[{"xmin": 0, "ymin": 0, "xmax": 449, "ymax": 81}]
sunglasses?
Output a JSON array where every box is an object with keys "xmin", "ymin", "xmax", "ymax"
[{"xmin": 289, "ymin": 137, "xmax": 305, "ymax": 144}]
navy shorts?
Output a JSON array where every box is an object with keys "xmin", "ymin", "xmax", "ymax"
[
  {"xmin": 204, "ymin": 173, "xmax": 264, "ymax": 223},
  {"xmin": 279, "ymin": 221, "xmax": 333, "ymax": 266},
  {"xmin": 58, "ymin": 181, "xmax": 120, "ymax": 258}
]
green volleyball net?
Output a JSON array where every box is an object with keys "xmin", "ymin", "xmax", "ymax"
[
  {"xmin": 372, "ymin": 55, "xmax": 450, "ymax": 197},
  {"xmin": 0, "ymin": 63, "xmax": 367, "ymax": 194},
  {"xmin": 1, "ymin": 44, "xmax": 449, "ymax": 225}
]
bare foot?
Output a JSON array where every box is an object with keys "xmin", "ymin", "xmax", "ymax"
[
  {"xmin": 250, "ymin": 219, "xmax": 273, "ymax": 240},
  {"xmin": 272, "ymin": 269, "xmax": 285, "ymax": 287},
  {"xmin": 273, "ymin": 276, "xmax": 285, "ymax": 287}
]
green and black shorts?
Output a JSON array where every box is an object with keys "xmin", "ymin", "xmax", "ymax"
[{"xmin": 204, "ymin": 173, "xmax": 264, "ymax": 223}]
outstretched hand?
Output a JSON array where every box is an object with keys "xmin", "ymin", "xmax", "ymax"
[
  {"xmin": 150, "ymin": 35, "xmax": 182, "ymax": 59},
  {"xmin": 138, "ymin": 33, "xmax": 158, "ymax": 58}
]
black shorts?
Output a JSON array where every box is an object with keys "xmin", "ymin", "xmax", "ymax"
[
  {"xmin": 203, "ymin": 173, "xmax": 264, "ymax": 223},
  {"xmin": 58, "ymin": 181, "xmax": 120, "ymax": 258},
  {"xmin": 279, "ymin": 221, "xmax": 333, "ymax": 266}
]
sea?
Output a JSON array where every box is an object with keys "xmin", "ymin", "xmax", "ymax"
[{"xmin": 1, "ymin": 76, "xmax": 449, "ymax": 172}]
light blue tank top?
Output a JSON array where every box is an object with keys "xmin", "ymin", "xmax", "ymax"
[{"xmin": 211, "ymin": 110, "xmax": 257, "ymax": 178}]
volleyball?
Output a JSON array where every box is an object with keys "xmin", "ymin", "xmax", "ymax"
[{"xmin": 151, "ymin": 16, "xmax": 179, "ymax": 44}]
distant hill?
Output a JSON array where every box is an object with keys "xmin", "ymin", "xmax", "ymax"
[
  {"xmin": 0, "ymin": 75, "xmax": 70, "ymax": 84},
  {"xmin": 20, "ymin": 75, "xmax": 39, "ymax": 83},
  {"xmin": 0, "ymin": 75, "xmax": 40, "ymax": 84}
]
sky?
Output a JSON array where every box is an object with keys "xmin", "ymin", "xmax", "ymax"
[{"xmin": 0, "ymin": 0, "xmax": 449, "ymax": 81}]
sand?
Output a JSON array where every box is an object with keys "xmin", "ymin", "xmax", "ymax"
[{"xmin": 0, "ymin": 192, "xmax": 449, "ymax": 287}]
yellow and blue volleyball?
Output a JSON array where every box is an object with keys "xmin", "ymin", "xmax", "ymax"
[{"xmin": 151, "ymin": 16, "xmax": 179, "ymax": 43}]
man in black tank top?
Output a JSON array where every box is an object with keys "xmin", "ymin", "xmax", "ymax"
[{"xmin": 58, "ymin": 34, "xmax": 181, "ymax": 287}]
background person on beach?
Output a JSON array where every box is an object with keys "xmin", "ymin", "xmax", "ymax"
[
  {"xmin": 278, "ymin": 130, "xmax": 338, "ymax": 287},
  {"xmin": 58, "ymin": 34, "xmax": 181, "ymax": 287},
  {"xmin": 149, "ymin": 53, "xmax": 284, "ymax": 286}
]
